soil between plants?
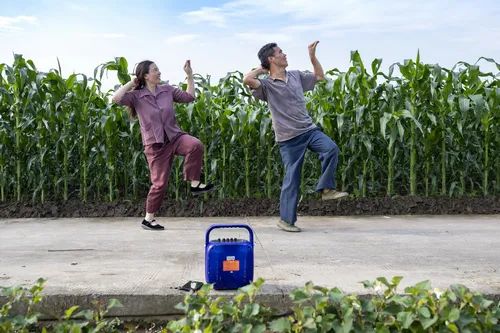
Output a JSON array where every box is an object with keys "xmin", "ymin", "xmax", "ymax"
[{"xmin": 1, "ymin": 196, "xmax": 498, "ymax": 218}]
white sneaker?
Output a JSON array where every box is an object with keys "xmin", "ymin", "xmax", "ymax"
[
  {"xmin": 276, "ymin": 220, "xmax": 301, "ymax": 232},
  {"xmin": 322, "ymin": 189, "xmax": 349, "ymax": 201}
]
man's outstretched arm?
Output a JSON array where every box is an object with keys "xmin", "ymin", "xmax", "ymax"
[{"xmin": 308, "ymin": 41, "xmax": 325, "ymax": 81}]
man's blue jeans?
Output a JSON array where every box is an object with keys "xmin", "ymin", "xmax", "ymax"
[{"xmin": 279, "ymin": 128, "xmax": 339, "ymax": 225}]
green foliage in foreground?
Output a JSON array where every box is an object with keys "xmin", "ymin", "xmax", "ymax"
[
  {"xmin": 168, "ymin": 277, "xmax": 500, "ymax": 332},
  {"xmin": 0, "ymin": 278, "xmax": 121, "ymax": 333},
  {"xmin": 2, "ymin": 276, "xmax": 499, "ymax": 332}
]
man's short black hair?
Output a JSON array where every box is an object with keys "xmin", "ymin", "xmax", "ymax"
[{"xmin": 258, "ymin": 42, "xmax": 277, "ymax": 70}]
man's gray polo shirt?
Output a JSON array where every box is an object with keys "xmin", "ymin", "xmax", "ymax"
[{"xmin": 252, "ymin": 70, "xmax": 317, "ymax": 142}]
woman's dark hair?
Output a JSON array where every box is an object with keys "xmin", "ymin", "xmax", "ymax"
[
  {"xmin": 128, "ymin": 60, "xmax": 154, "ymax": 118},
  {"xmin": 258, "ymin": 43, "xmax": 277, "ymax": 70}
]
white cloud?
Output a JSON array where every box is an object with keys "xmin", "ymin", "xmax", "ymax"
[
  {"xmin": 82, "ymin": 33, "xmax": 126, "ymax": 39},
  {"xmin": 165, "ymin": 34, "xmax": 199, "ymax": 45},
  {"xmin": 181, "ymin": 7, "xmax": 228, "ymax": 27},
  {"xmin": 0, "ymin": 16, "xmax": 37, "ymax": 32},
  {"xmin": 0, "ymin": 1, "xmax": 497, "ymax": 91},
  {"xmin": 181, "ymin": 0, "xmax": 496, "ymax": 34},
  {"xmin": 66, "ymin": 4, "xmax": 89, "ymax": 12},
  {"xmin": 235, "ymin": 32, "xmax": 292, "ymax": 43},
  {"xmin": 180, "ymin": 1, "xmax": 255, "ymax": 28},
  {"xmin": 450, "ymin": 27, "xmax": 500, "ymax": 50}
]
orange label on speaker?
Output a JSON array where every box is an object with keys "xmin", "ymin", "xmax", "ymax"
[{"xmin": 223, "ymin": 260, "xmax": 240, "ymax": 271}]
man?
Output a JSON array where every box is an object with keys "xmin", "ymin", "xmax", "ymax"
[{"xmin": 243, "ymin": 41, "xmax": 348, "ymax": 232}]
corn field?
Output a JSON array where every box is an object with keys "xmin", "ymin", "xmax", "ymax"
[{"xmin": 0, "ymin": 53, "xmax": 498, "ymax": 203}]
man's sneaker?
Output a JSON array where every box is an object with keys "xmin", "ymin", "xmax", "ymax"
[
  {"xmin": 141, "ymin": 219, "xmax": 165, "ymax": 231},
  {"xmin": 276, "ymin": 220, "xmax": 301, "ymax": 232},
  {"xmin": 191, "ymin": 183, "xmax": 216, "ymax": 196},
  {"xmin": 322, "ymin": 189, "xmax": 349, "ymax": 201}
]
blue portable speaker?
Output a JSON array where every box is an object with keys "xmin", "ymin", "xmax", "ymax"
[{"xmin": 205, "ymin": 224, "xmax": 254, "ymax": 290}]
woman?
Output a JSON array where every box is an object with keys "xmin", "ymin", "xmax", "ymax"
[{"xmin": 112, "ymin": 60, "xmax": 215, "ymax": 230}]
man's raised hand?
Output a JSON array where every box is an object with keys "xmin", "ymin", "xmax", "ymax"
[{"xmin": 308, "ymin": 41, "xmax": 320, "ymax": 58}]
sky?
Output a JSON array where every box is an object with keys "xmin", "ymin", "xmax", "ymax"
[{"xmin": 1, "ymin": 0, "xmax": 499, "ymax": 89}]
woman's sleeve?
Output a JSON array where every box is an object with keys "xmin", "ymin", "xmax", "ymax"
[
  {"xmin": 115, "ymin": 91, "xmax": 136, "ymax": 108},
  {"xmin": 172, "ymin": 88, "xmax": 195, "ymax": 103}
]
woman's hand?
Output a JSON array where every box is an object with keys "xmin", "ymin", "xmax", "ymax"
[
  {"xmin": 112, "ymin": 76, "xmax": 138, "ymax": 103},
  {"xmin": 125, "ymin": 77, "xmax": 139, "ymax": 90},
  {"xmin": 184, "ymin": 60, "xmax": 195, "ymax": 98},
  {"xmin": 184, "ymin": 60, "xmax": 193, "ymax": 77}
]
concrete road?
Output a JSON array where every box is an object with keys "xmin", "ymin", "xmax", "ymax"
[{"xmin": 1, "ymin": 215, "xmax": 499, "ymax": 317}]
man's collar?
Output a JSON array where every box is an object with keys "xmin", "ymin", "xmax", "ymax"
[{"xmin": 269, "ymin": 70, "xmax": 288, "ymax": 83}]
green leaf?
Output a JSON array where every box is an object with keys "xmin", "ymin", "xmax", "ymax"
[
  {"xmin": 75, "ymin": 309, "xmax": 93, "ymax": 320},
  {"xmin": 418, "ymin": 306, "xmax": 431, "ymax": 318},
  {"xmin": 390, "ymin": 276, "xmax": 403, "ymax": 286},
  {"xmin": 480, "ymin": 298, "xmax": 493, "ymax": 309},
  {"xmin": 470, "ymin": 94, "xmax": 484, "ymax": 107},
  {"xmin": 303, "ymin": 317, "xmax": 317, "ymax": 329},
  {"xmin": 371, "ymin": 58, "xmax": 383, "ymax": 76},
  {"xmin": 448, "ymin": 308, "xmax": 460, "ymax": 322},
  {"xmin": 269, "ymin": 317, "xmax": 291, "ymax": 332},
  {"xmin": 427, "ymin": 113, "xmax": 437, "ymax": 125},
  {"xmin": 397, "ymin": 311, "xmax": 414, "ymax": 329},
  {"xmin": 251, "ymin": 324, "xmax": 266, "ymax": 333},
  {"xmin": 421, "ymin": 316, "xmax": 438, "ymax": 329},
  {"xmin": 414, "ymin": 280, "xmax": 431, "ymax": 291},
  {"xmin": 375, "ymin": 326, "xmax": 390, "ymax": 333},
  {"xmin": 376, "ymin": 277, "xmax": 390, "ymax": 287},
  {"xmin": 66, "ymin": 74, "xmax": 77, "ymax": 89},
  {"xmin": 118, "ymin": 57, "xmax": 128, "ymax": 73},
  {"xmin": 459, "ymin": 96, "xmax": 470, "ymax": 112},
  {"xmin": 290, "ymin": 289, "xmax": 310, "ymax": 302},
  {"xmin": 64, "ymin": 305, "xmax": 80, "ymax": 319},
  {"xmin": 397, "ymin": 121, "xmax": 405, "ymax": 139},
  {"xmin": 446, "ymin": 322, "xmax": 459, "ymax": 333},
  {"xmin": 107, "ymin": 298, "xmax": 123, "ymax": 309},
  {"xmin": 361, "ymin": 280, "xmax": 375, "ymax": 289},
  {"xmin": 379, "ymin": 113, "xmax": 391, "ymax": 139}
]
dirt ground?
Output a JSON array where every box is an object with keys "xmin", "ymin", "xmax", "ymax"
[{"xmin": 1, "ymin": 196, "xmax": 498, "ymax": 218}]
